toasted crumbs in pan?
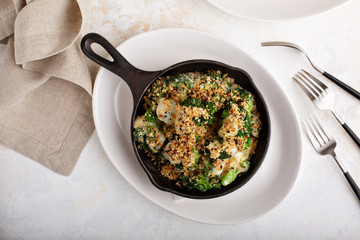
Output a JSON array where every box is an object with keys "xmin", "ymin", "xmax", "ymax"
[{"xmin": 133, "ymin": 70, "xmax": 262, "ymax": 191}]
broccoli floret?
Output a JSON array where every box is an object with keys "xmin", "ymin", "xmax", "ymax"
[
  {"xmin": 166, "ymin": 74, "xmax": 193, "ymax": 90},
  {"xmin": 238, "ymin": 89, "xmax": 250, "ymax": 99},
  {"xmin": 210, "ymin": 70, "xmax": 222, "ymax": 80},
  {"xmin": 237, "ymin": 113, "xmax": 252, "ymax": 137},
  {"xmin": 204, "ymin": 102, "xmax": 218, "ymax": 124},
  {"xmin": 230, "ymin": 88, "xmax": 245, "ymax": 102},
  {"xmin": 194, "ymin": 176, "xmax": 214, "ymax": 191},
  {"xmin": 189, "ymin": 173, "xmax": 214, "ymax": 192},
  {"xmin": 180, "ymin": 172, "xmax": 214, "ymax": 192},
  {"xmin": 144, "ymin": 109, "xmax": 158, "ymax": 123},
  {"xmin": 221, "ymin": 104, "xmax": 231, "ymax": 119},
  {"xmin": 181, "ymin": 100, "xmax": 218, "ymax": 125},
  {"xmin": 192, "ymin": 147, "xmax": 200, "ymax": 164},
  {"xmin": 175, "ymin": 162, "xmax": 184, "ymax": 170},
  {"xmin": 211, "ymin": 94, "xmax": 223, "ymax": 106},
  {"xmin": 193, "ymin": 116, "xmax": 203, "ymax": 126},
  {"xmin": 212, "ymin": 181, "xmax": 222, "ymax": 189},
  {"xmin": 243, "ymin": 137, "xmax": 252, "ymax": 150},
  {"xmin": 221, "ymin": 169, "xmax": 236, "ymax": 186},
  {"xmin": 133, "ymin": 127, "xmax": 150, "ymax": 150},
  {"xmin": 205, "ymin": 102, "xmax": 217, "ymax": 114},
  {"xmin": 133, "ymin": 126, "xmax": 165, "ymax": 152},
  {"xmin": 133, "ymin": 127, "xmax": 146, "ymax": 142},
  {"xmin": 244, "ymin": 96, "xmax": 254, "ymax": 113},
  {"xmin": 181, "ymin": 98, "xmax": 203, "ymax": 108},
  {"xmin": 240, "ymin": 159, "xmax": 250, "ymax": 171},
  {"xmin": 219, "ymin": 150, "xmax": 231, "ymax": 160},
  {"xmin": 234, "ymin": 89, "xmax": 254, "ymax": 113}
]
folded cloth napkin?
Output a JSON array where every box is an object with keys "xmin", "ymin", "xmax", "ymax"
[{"xmin": 0, "ymin": 0, "xmax": 94, "ymax": 175}]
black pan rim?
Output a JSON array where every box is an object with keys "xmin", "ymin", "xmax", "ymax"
[{"xmin": 130, "ymin": 59, "xmax": 271, "ymax": 199}]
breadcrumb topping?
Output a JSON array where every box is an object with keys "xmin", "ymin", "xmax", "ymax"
[{"xmin": 133, "ymin": 70, "xmax": 262, "ymax": 191}]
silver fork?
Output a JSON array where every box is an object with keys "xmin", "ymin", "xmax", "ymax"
[
  {"xmin": 261, "ymin": 41, "xmax": 360, "ymax": 101},
  {"xmin": 303, "ymin": 113, "xmax": 360, "ymax": 201},
  {"xmin": 294, "ymin": 69, "xmax": 360, "ymax": 148}
]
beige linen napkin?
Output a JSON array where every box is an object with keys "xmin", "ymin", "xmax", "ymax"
[{"xmin": 0, "ymin": 0, "xmax": 94, "ymax": 175}]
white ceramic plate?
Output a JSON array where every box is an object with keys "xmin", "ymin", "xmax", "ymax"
[
  {"xmin": 92, "ymin": 28, "xmax": 302, "ymax": 224},
  {"xmin": 207, "ymin": 0, "xmax": 349, "ymax": 21}
]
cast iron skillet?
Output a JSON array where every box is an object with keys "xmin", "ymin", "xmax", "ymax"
[{"xmin": 81, "ymin": 32, "xmax": 270, "ymax": 199}]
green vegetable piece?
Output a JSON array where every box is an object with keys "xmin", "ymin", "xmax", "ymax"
[
  {"xmin": 133, "ymin": 127, "xmax": 150, "ymax": 150},
  {"xmin": 245, "ymin": 114, "xmax": 252, "ymax": 132},
  {"xmin": 240, "ymin": 159, "xmax": 250, "ymax": 171},
  {"xmin": 239, "ymin": 89, "xmax": 250, "ymax": 98},
  {"xmin": 133, "ymin": 126, "xmax": 163, "ymax": 152},
  {"xmin": 212, "ymin": 181, "xmax": 222, "ymax": 189},
  {"xmin": 230, "ymin": 88, "xmax": 240, "ymax": 101},
  {"xmin": 194, "ymin": 175, "xmax": 213, "ymax": 191},
  {"xmin": 221, "ymin": 110, "xmax": 229, "ymax": 119},
  {"xmin": 205, "ymin": 102, "xmax": 218, "ymax": 124},
  {"xmin": 181, "ymin": 99, "xmax": 216, "ymax": 126},
  {"xmin": 221, "ymin": 170, "xmax": 237, "ymax": 186},
  {"xmin": 210, "ymin": 71, "xmax": 222, "ymax": 79},
  {"xmin": 237, "ymin": 129, "xmax": 246, "ymax": 137},
  {"xmin": 133, "ymin": 127, "xmax": 146, "ymax": 142},
  {"xmin": 181, "ymin": 98, "xmax": 203, "ymax": 108},
  {"xmin": 204, "ymin": 160, "xmax": 214, "ymax": 174},
  {"xmin": 244, "ymin": 97, "xmax": 254, "ymax": 113},
  {"xmin": 193, "ymin": 117, "xmax": 203, "ymax": 126},
  {"xmin": 175, "ymin": 162, "xmax": 184, "ymax": 170},
  {"xmin": 167, "ymin": 74, "xmax": 193, "ymax": 90},
  {"xmin": 150, "ymin": 84, "xmax": 167, "ymax": 99},
  {"xmin": 221, "ymin": 104, "xmax": 231, "ymax": 119},
  {"xmin": 219, "ymin": 150, "xmax": 231, "ymax": 160},
  {"xmin": 237, "ymin": 113, "xmax": 252, "ymax": 137},
  {"xmin": 205, "ymin": 102, "xmax": 217, "ymax": 113},
  {"xmin": 193, "ymin": 149, "xmax": 200, "ymax": 160},
  {"xmin": 192, "ymin": 147, "xmax": 200, "ymax": 163},
  {"xmin": 207, "ymin": 115, "xmax": 216, "ymax": 125},
  {"xmin": 212, "ymin": 94, "xmax": 222, "ymax": 105},
  {"xmin": 244, "ymin": 137, "xmax": 252, "ymax": 149},
  {"xmin": 144, "ymin": 109, "xmax": 157, "ymax": 123}
]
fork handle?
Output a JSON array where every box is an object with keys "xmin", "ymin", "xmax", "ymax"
[
  {"xmin": 323, "ymin": 72, "xmax": 360, "ymax": 101},
  {"xmin": 342, "ymin": 123, "xmax": 360, "ymax": 148},
  {"xmin": 344, "ymin": 172, "xmax": 360, "ymax": 201}
]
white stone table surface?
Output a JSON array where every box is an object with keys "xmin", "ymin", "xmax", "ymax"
[{"xmin": 1, "ymin": 0, "xmax": 360, "ymax": 239}]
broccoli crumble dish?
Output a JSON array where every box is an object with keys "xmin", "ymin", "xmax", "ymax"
[{"xmin": 133, "ymin": 70, "xmax": 262, "ymax": 191}]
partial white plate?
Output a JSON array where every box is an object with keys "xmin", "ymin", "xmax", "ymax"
[
  {"xmin": 92, "ymin": 28, "xmax": 302, "ymax": 224},
  {"xmin": 207, "ymin": 0, "xmax": 349, "ymax": 21}
]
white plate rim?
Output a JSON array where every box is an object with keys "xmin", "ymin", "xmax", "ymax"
[
  {"xmin": 92, "ymin": 28, "xmax": 302, "ymax": 224},
  {"xmin": 206, "ymin": 0, "xmax": 350, "ymax": 21}
]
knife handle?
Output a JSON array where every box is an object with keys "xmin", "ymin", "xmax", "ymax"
[
  {"xmin": 342, "ymin": 123, "xmax": 360, "ymax": 148},
  {"xmin": 323, "ymin": 71, "xmax": 360, "ymax": 101}
]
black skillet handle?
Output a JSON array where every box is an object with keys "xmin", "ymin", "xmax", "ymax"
[
  {"xmin": 81, "ymin": 33, "xmax": 135, "ymax": 80},
  {"xmin": 81, "ymin": 33, "xmax": 160, "ymax": 103},
  {"xmin": 323, "ymin": 71, "xmax": 360, "ymax": 101}
]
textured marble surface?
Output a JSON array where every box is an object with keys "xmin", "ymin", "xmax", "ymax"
[{"xmin": 1, "ymin": 0, "xmax": 360, "ymax": 239}]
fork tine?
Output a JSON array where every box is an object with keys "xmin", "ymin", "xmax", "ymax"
[
  {"xmin": 298, "ymin": 71, "xmax": 324, "ymax": 96},
  {"xmin": 308, "ymin": 115, "xmax": 329, "ymax": 146},
  {"xmin": 303, "ymin": 117, "xmax": 322, "ymax": 148},
  {"xmin": 293, "ymin": 75, "xmax": 318, "ymax": 101},
  {"xmin": 311, "ymin": 113, "xmax": 331, "ymax": 142},
  {"xmin": 302, "ymin": 69, "xmax": 328, "ymax": 92}
]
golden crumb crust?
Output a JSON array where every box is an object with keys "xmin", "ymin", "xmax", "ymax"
[{"xmin": 133, "ymin": 70, "xmax": 262, "ymax": 191}]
